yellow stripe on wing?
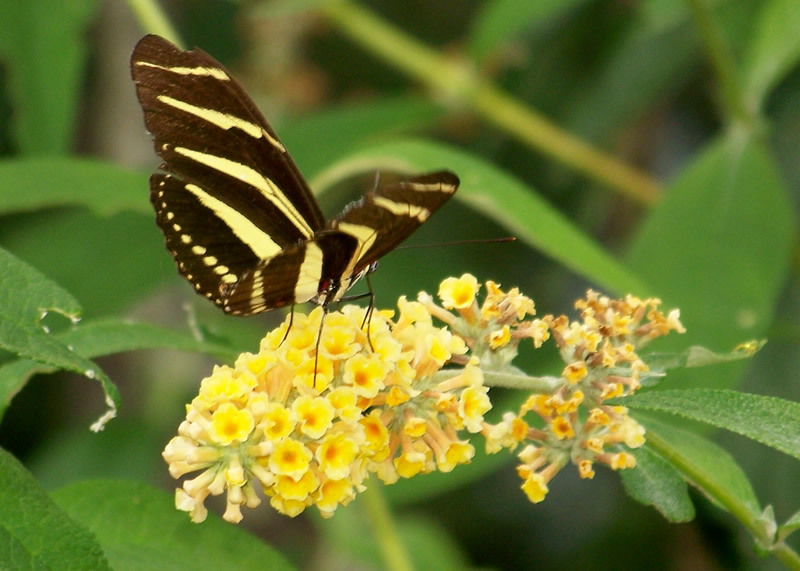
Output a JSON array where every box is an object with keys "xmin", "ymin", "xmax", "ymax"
[
  {"xmin": 134, "ymin": 60, "xmax": 231, "ymax": 81},
  {"xmin": 156, "ymin": 95, "xmax": 285, "ymax": 151},
  {"xmin": 183, "ymin": 183, "xmax": 283, "ymax": 259},
  {"xmin": 175, "ymin": 147, "xmax": 315, "ymax": 238}
]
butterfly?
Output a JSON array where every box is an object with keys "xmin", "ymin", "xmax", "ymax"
[{"xmin": 131, "ymin": 34, "xmax": 458, "ymax": 317}]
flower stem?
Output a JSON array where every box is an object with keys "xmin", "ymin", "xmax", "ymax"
[
  {"xmin": 645, "ymin": 430, "xmax": 800, "ymax": 567},
  {"xmin": 360, "ymin": 481, "xmax": 413, "ymax": 571},
  {"xmin": 320, "ymin": 0, "xmax": 661, "ymax": 205}
]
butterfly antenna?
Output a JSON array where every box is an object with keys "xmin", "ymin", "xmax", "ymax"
[
  {"xmin": 395, "ymin": 236, "xmax": 516, "ymax": 250},
  {"xmin": 362, "ymin": 273, "xmax": 376, "ymax": 352},
  {"xmin": 280, "ymin": 304, "xmax": 296, "ymax": 347}
]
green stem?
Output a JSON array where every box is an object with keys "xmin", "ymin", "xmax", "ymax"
[
  {"xmin": 645, "ymin": 431, "xmax": 800, "ymax": 568},
  {"xmin": 320, "ymin": 0, "xmax": 661, "ymax": 205},
  {"xmin": 686, "ymin": 0, "xmax": 752, "ymax": 129},
  {"xmin": 126, "ymin": 0, "xmax": 184, "ymax": 47},
  {"xmin": 360, "ymin": 482, "xmax": 413, "ymax": 571}
]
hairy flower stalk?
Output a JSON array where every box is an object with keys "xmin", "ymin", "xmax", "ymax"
[{"xmin": 164, "ymin": 275, "xmax": 684, "ymax": 522}]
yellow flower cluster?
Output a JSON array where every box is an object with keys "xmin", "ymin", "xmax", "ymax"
[
  {"xmin": 420, "ymin": 274, "xmax": 549, "ymax": 370},
  {"xmin": 163, "ymin": 302, "xmax": 489, "ymax": 523},
  {"xmin": 480, "ymin": 288, "xmax": 684, "ymax": 503},
  {"xmin": 163, "ymin": 274, "xmax": 685, "ymax": 523}
]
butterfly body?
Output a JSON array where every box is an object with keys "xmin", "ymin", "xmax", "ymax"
[{"xmin": 132, "ymin": 35, "xmax": 458, "ymax": 316}]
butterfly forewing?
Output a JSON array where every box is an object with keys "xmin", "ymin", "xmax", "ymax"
[
  {"xmin": 131, "ymin": 35, "xmax": 460, "ymax": 317},
  {"xmin": 131, "ymin": 34, "xmax": 324, "ymax": 247}
]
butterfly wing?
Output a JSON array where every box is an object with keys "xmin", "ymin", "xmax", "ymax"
[
  {"xmin": 131, "ymin": 35, "xmax": 326, "ymax": 313},
  {"xmin": 330, "ymin": 170, "xmax": 460, "ymax": 279},
  {"xmin": 223, "ymin": 232, "xmax": 359, "ymax": 315}
]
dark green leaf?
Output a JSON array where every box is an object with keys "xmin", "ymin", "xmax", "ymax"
[
  {"xmin": 283, "ymin": 95, "xmax": 447, "ymax": 178},
  {"xmin": 0, "ymin": 449, "xmax": 109, "ymax": 569},
  {"xmin": 467, "ymin": 0, "xmax": 589, "ymax": 63},
  {"xmin": 636, "ymin": 414, "xmax": 761, "ymax": 515},
  {"xmin": 621, "ymin": 446, "xmax": 694, "ymax": 522},
  {"xmin": 625, "ymin": 389, "xmax": 800, "ymax": 461},
  {"xmin": 51, "ymin": 480, "xmax": 294, "ymax": 571}
]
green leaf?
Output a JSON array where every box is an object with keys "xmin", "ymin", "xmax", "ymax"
[
  {"xmin": 626, "ymin": 137, "xmax": 795, "ymax": 388},
  {"xmin": 282, "ymin": 95, "xmax": 448, "ymax": 178},
  {"xmin": 741, "ymin": 0, "xmax": 800, "ymax": 110},
  {"xmin": 312, "ymin": 138, "xmax": 648, "ymax": 296},
  {"xmin": 0, "ymin": 319, "xmax": 238, "ymax": 420},
  {"xmin": 1, "ymin": 210, "xmax": 168, "ymax": 319},
  {"xmin": 467, "ymin": 0, "xmax": 589, "ymax": 63},
  {"xmin": 0, "ymin": 157, "xmax": 149, "ymax": 216},
  {"xmin": 0, "ymin": 248, "xmax": 119, "ymax": 428},
  {"xmin": 624, "ymin": 389, "xmax": 800, "ymax": 461},
  {"xmin": 0, "ymin": 0, "xmax": 98, "ymax": 154},
  {"xmin": 53, "ymin": 319, "xmax": 239, "ymax": 362},
  {"xmin": 0, "ymin": 449, "xmax": 109, "ymax": 569},
  {"xmin": 642, "ymin": 341, "xmax": 765, "ymax": 376},
  {"xmin": 637, "ymin": 414, "xmax": 761, "ymax": 515},
  {"xmin": 563, "ymin": 16, "xmax": 698, "ymax": 142},
  {"xmin": 779, "ymin": 509, "xmax": 800, "ymax": 542},
  {"xmin": 620, "ymin": 446, "xmax": 694, "ymax": 522},
  {"xmin": 51, "ymin": 480, "xmax": 294, "ymax": 571}
]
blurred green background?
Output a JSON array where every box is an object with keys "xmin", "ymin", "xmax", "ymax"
[{"xmin": 1, "ymin": 0, "xmax": 798, "ymax": 569}]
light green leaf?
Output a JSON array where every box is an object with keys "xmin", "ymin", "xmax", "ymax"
[
  {"xmin": 741, "ymin": 0, "xmax": 800, "ymax": 110},
  {"xmin": 312, "ymin": 138, "xmax": 647, "ymax": 296},
  {"xmin": 624, "ymin": 389, "xmax": 800, "ymax": 461},
  {"xmin": 0, "ymin": 249, "xmax": 121, "ymax": 428},
  {"xmin": 0, "ymin": 449, "xmax": 109, "ymax": 570},
  {"xmin": 779, "ymin": 509, "xmax": 800, "ymax": 542},
  {"xmin": 642, "ymin": 341, "xmax": 765, "ymax": 375},
  {"xmin": 626, "ymin": 137, "xmax": 795, "ymax": 388},
  {"xmin": 0, "ymin": 0, "xmax": 98, "ymax": 154},
  {"xmin": 620, "ymin": 446, "xmax": 694, "ymax": 522},
  {"xmin": 51, "ymin": 480, "xmax": 293, "ymax": 571},
  {"xmin": 0, "ymin": 157, "xmax": 149, "ymax": 216}
]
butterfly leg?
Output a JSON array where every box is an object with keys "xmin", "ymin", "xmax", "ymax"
[
  {"xmin": 362, "ymin": 273, "xmax": 376, "ymax": 352},
  {"xmin": 312, "ymin": 307, "xmax": 328, "ymax": 389},
  {"xmin": 279, "ymin": 303, "xmax": 296, "ymax": 347}
]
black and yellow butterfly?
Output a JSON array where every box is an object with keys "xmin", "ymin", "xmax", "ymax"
[{"xmin": 131, "ymin": 34, "xmax": 458, "ymax": 316}]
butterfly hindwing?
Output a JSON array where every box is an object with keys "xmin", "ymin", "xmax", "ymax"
[
  {"xmin": 150, "ymin": 173, "xmax": 265, "ymax": 308},
  {"xmin": 223, "ymin": 232, "xmax": 359, "ymax": 315},
  {"xmin": 332, "ymin": 171, "xmax": 460, "ymax": 273}
]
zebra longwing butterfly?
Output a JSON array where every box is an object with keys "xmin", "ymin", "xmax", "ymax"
[{"xmin": 130, "ymin": 35, "xmax": 458, "ymax": 316}]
